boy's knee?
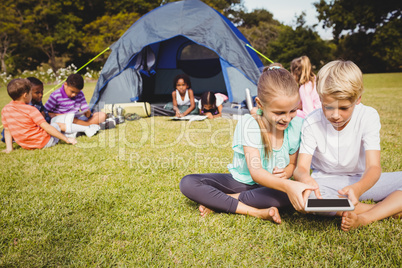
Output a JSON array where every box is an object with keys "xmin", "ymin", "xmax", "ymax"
[{"xmin": 94, "ymin": 111, "xmax": 107, "ymax": 123}]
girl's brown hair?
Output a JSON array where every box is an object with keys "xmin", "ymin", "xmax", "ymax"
[
  {"xmin": 255, "ymin": 67, "xmax": 299, "ymax": 158},
  {"xmin": 290, "ymin": 56, "xmax": 315, "ymax": 86}
]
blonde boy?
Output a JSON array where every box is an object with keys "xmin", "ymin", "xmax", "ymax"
[
  {"xmin": 1, "ymin": 78, "xmax": 77, "ymax": 152},
  {"xmin": 294, "ymin": 60, "xmax": 402, "ymax": 231}
]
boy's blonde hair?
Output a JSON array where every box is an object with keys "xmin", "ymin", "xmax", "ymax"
[
  {"xmin": 316, "ymin": 60, "xmax": 364, "ymax": 102},
  {"xmin": 290, "ymin": 56, "xmax": 315, "ymax": 86},
  {"xmin": 256, "ymin": 67, "xmax": 299, "ymax": 158},
  {"xmin": 7, "ymin": 78, "xmax": 31, "ymax": 101}
]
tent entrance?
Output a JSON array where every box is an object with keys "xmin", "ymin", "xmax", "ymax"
[{"xmin": 138, "ymin": 37, "xmax": 228, "ymax": 104}]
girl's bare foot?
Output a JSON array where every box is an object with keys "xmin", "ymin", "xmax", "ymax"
[
  {"xmin": 199, "ymin": 205, "xmax": 213, "ymax": 217},
  {"xmin": 260, "ymin": 207, "xmax": 281, "ymax": 224},
  {"xmin": 341, "ymin": 211, "xmax": 369, "ymax": 232}
]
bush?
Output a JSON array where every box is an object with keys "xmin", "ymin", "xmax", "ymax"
[{"xmin": 0, "ymin": 65, "xmax": 102, "ymax": 87}]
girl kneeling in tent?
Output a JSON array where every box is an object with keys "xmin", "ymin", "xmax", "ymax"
[{"xmin": 164, "ymin": 74, "xmax": 198, "ymax": 117}]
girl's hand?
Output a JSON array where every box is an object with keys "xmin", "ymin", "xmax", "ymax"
[
  {"xmin": 272, "ymin": 167, "xmax": 287, "ymax": 180},
  {"xmin": 299, "ymin": 176, "xmax": 322, "ymax": 201},
  {"xmin": 338, "ymin": 186, "xmax": 359, "ymax": 206},
  {"xmin": 175, "ymin": 111, "xmax": 181, "ymax": 117},
  {"xmin": 285, "ymin": 180, "xmax": 319, "ymax": 212},
  {"xmin": 204, "ymin": 112, "xmax": 213, "ymax": 119}
]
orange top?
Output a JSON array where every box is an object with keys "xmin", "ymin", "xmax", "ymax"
[{"xmin": 1, "ymin": 101, "xmax": 51, "ymax": 149}]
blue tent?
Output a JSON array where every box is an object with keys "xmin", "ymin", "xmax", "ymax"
[{"xmin": 89, "ymin": 0, "xmax": 263, "ymax": 111}]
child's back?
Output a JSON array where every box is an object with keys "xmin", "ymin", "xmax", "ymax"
[
  {"xmin": 290, "ymin": 56, "xmax": 321, "ymax": 118},
  {"xmin": 2, "ymin": 101, "xmax": 51, "ymax": 149}
]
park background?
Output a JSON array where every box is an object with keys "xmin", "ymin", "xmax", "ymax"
[{"xmin": 0, "ymin": 0, "xmax": 401, "ymax": 266}]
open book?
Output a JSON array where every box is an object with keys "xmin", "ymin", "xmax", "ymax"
[{"xmin": 170, "ymin": 115, "xmax": 208, "ymax": 122}]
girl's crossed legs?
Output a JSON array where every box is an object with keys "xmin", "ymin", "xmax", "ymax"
[{"xmin": 179, "ymin": 173, "xmax": 285, "ymax": 223}]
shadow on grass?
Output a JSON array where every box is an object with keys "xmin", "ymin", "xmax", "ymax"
[{"xmin": 181, "ymin": 198, "xmax": 342, "ymax": 231}]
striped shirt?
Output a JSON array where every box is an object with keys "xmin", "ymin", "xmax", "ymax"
[
  {"xmin": 1, "ymin": 101, "xmax": 50, "ymax": 149},
  {"xmin": 44, "ymin": 84, "xmax": 89, "ymax": 114}
]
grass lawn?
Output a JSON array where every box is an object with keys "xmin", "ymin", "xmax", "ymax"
[{"xmin": 0, "ymin": 73, "xmax": 401, "ymax": 266}]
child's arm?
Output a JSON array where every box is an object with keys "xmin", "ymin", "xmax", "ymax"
[
  {"xmin": 212, "ymin": 104, "xmax": 223, "ymax": 118},
  {"xmin": 338, "ymin": 150, "xmax": 381, "ymax": 205},
  {"xmin": 3, "ymin": 128, "xmax": 13, "ymax": 153},
  {"xmin": 171, "ymin": 91, "xmax": 181, "ymax": 117},
  {"xmin": 84, "ymin": 109, "xmax": 92, "ymax": 118},
  {"xmin": 293, "ymin": 153, "xmax": 322, "ymax": 200},
  {"xmin": 39, "ymin": 122, "xmax": 77, "ymax": 145},
  {"xmin": 244, "ymin": 145, "xmax": 318, "ymax": 211},
  {"xmin": 181, "ymin": 89, "xmax": 196, "ymax": 116},
  {"xmin": 272, "ymin": 151, "xmax": 298, "ymax": 180}
]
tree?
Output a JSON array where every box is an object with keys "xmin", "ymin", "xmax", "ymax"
[
  {"xmin": 0, "ymin": 2, "xmax": 22, "ymax": 73},
  {"xmin": 267, "ymin": 13, "xmax": 332, "ymax": 70},
  {"xmin": 236, "ymin": 9, "xmax": 281, "ymax": 65},
  {"xmin": 18, "ymin": 0, "xmax": 84, "ymax": 74},
  {"xmin": 314, "ymin": 0, "xmax": 401, "ymax": 72},
  {"xmin": 82, "ymin": 12, "xmax": 141, "ymax": 61}
]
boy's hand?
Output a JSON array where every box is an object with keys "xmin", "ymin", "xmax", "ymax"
[
  {"xmin": 84, "ymin": 110, "xmax": 92, "ymax": 118},
  {"xmin": 66, "ymin": 137, "xmax": 77, "ymax": 145},
  {"xmin": 272, "ymin": 167, "xmax": 287, "ymax": 180},
  {"xmin": 338, "ymin": 186, "xmax": 359, "ymax": 206}
]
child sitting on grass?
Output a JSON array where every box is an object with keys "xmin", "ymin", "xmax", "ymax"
[
  {"xmin": 32, "ymin": 76, "xmax": 100, "ymax": 138},
  {"xmin": 27, "ymin": 77, "xmax": 52, "ymax": 123},
  {"xmin": 45, "ymin": 73, "xmax": 106, "ymax": 126},
  {"xmin": 1, "ymin": 76, "xmax": 51, "ymax": 142},
  {"xmin": 293, "ymin": 60, "xmax": 402, "ymax": 231},
  {"xmin": 180, "ymin": 66, "xmax": 316, "ymax": 222},
  {"xmin": 1, "ymin": 78, "xmax": 77, "ymax": 153}
]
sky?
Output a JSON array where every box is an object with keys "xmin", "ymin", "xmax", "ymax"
[{"xmin": 242, "ymin": 0, "xmax": 333, "ymax": 40}]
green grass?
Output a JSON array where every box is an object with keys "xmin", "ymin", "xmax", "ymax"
[{"xmin": 0, "ymin": 74, "xmax": 401, "ymax": 267}]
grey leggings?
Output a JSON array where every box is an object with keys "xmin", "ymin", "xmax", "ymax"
[
  {"xmin": 310, "ymin": 171, "xmax": 402, "ymax": 216},
  {"xmin": 179, "ymin": 173, "xmax": 290, "ymax": 213},
  {"xmin": 311, "ymin": 171, "xmax": 402, "ymax": 201}
]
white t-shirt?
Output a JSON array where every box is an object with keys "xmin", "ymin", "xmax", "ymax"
[
  {"xmin": 176, "ymin": 89, "xmax": 191, "ymax": 106},
  {"xmin": 299, "ymin": 103, "xmax": 381, "ymax": 177}
]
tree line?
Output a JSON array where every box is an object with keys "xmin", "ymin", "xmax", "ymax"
[{"xmin": 0, "ymin": 0, "xmax": 400, "ymax": 76}]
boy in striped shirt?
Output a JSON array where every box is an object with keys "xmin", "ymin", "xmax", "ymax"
[
  {"xmin": 1, "ymin": 78, "xmax": 77, "ymax": 152},
  {"xmin": 45, "ymin": 74, "xmax": 106, "ymax": 126}
]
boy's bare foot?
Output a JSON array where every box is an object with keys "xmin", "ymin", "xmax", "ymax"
[
  {"xmin": 260, "ymin": 207, "xmax": 281, "ymax": 224},
  {"xmin": 392, "ymin": 212, "xmax": 402, "ymax": 219},
  {"xmin": 341, "ymin": 211, "xmax": 369, "ymax": 232},
  {"xmin": 199, "ymin": 205, "xmax": 213, "ymax": 217}
]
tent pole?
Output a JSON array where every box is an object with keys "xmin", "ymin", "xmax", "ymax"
[
  {"xmin": 246, "ymin": 44, "xmax": 274, "ymax": 64},
  {"xmin": 43, "ymin": 47, "xmax": 111, "ymax": 98}
]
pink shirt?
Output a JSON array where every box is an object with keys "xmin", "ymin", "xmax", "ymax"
[{"xmin": 297, "ymin": 81, "xmax": 321, "ymax": 118}]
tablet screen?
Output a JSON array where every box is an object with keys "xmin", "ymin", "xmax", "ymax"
[{"xmin": 307, "ymin": 199, "xmax": 350, "ymax": 207}]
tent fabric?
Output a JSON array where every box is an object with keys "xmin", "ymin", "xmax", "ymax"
[{"xmin": 89, "ymin": 0, "xmax": 263, "ymax": 111}]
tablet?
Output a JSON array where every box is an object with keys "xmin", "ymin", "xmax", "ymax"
[{"xmin": 305, "ymin": 198, "xmax": 354, "ymax": 212}]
